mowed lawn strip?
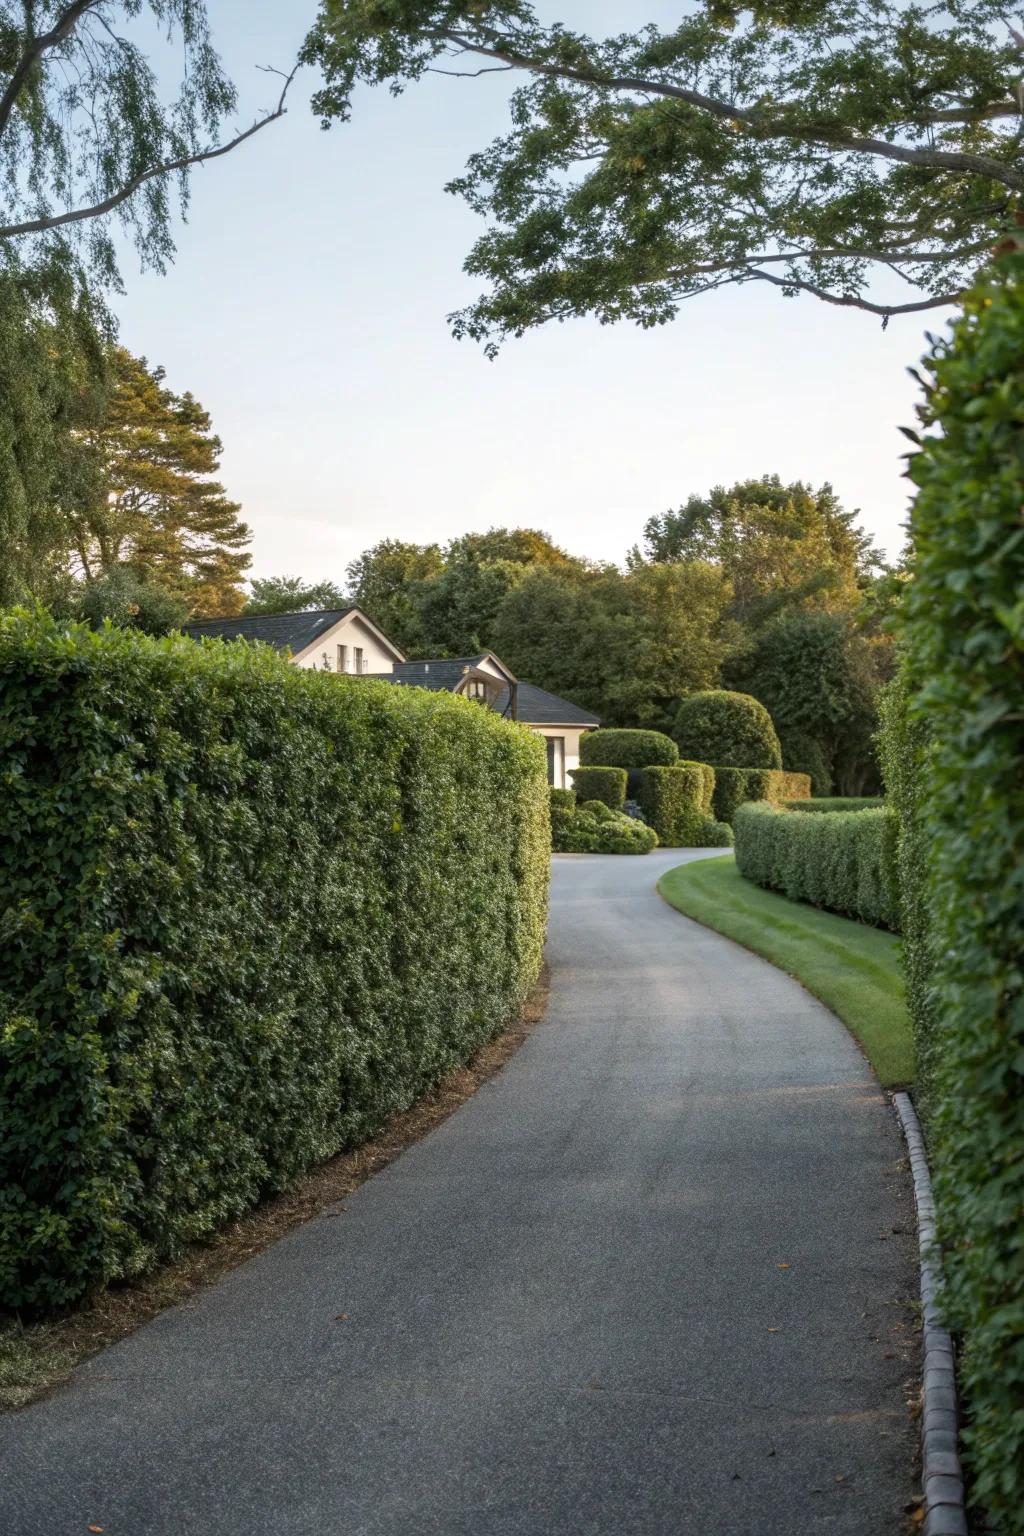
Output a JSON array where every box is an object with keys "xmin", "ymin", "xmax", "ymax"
[{"xmin": 658, "ymin": 855, "xmax": 914, "ymax": 1089}]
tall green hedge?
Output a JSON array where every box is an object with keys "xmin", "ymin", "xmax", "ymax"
[
  {"xmin": 711, "ymin": 767, "xmax": 811, "ymax": 824},
  {"xmin": 896, "ymin": 254, "xmax": 1024, "ymax": 1531},
  {"xmin": 673, "ymin": 690, "xmax": 783, "ymax": 769},
  {"xmin": 0, "ymin": 612, "xmax": 549, "ymax": 1311},
  {"xmin": 733, "ymin": 803, "xmax": 896, "ymax": 930},
  {"xmin": 636, "ymin": 763, "xmax": 731, "ymax": 848},
  {"xmin": 569, "ymin": 764, "xmax": 627, "ymax": 809}
]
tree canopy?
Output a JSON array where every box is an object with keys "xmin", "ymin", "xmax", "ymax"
[
  {"xmin": 306, "ymin": 0, "xmax": 1022, "ymax": 348},
  {"xmin": 0, "ymin": 2, "xmax": 296, "ymax": 290},
  {"xmin": 70, "ymin": 347, "xmax": 251, "ymax": 616},
  {"xmin": 245, "ymin": 576, "xmax": 350, "ymax": 616},
  {"xmin": 637, "ymin": 476, "xmax": 879, "ymax": 626}
]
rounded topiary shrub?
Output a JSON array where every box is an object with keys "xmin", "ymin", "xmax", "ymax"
[{"xmin": 673, "ymin": 690, "xmax": 783, "ymax": 770}]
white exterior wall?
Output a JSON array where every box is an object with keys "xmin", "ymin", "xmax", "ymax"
[
  {"xmin": 527, "ymin": 725, "xmax": 588, "ymax": 790},
  {"xmin": 293, "ymin": 614, "xmax": 398, "ymax": 675}
]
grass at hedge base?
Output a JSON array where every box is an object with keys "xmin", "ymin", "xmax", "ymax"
[{"xmin": 657, "ymin": 856, "xmax": 914, "ymax": 1089}]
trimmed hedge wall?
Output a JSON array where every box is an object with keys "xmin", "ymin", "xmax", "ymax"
[
  {"xmin": 733, "ymin": 803, "xmax": 896, "ymax": 929},
  {"xmin": 637, "ymin": 763, "xmax": 732, "ymax": 848},
  {"xmin": 569, "ymin": 765, "xmax": 627, "ymax": 810},
  {"xmin": 895, "ymin": 254, "xmax": 1024, "ymax": 1530},
  {"xmin": 0, "ymin": 613, "xmax": 550, "ymax": 1311},
  {"xmin": 711, "ymin": 767, "xmax": 811, "ymax": 824},
  {"xmin": 673, "ymin": 690, "xmax": 783, "ymax": 769},
  {"xmin": 579, "ymin": 728, "xmax": 678, "ymax": 769},
  {"xmin": 783, "ymin": 797, "xmax": 884, "ymax": 814}
]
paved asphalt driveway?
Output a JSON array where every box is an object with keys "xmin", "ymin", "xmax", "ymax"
[{"xmin": 3, "ymin": 850, "xmax": 917, "ymax": 1535}]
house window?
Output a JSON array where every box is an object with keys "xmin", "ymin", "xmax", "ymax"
[
  {"xmin": 466, "ymin": 679, "xmax": 487, "ymax": 702},
  {"xmin": 546, "ymin": 737, "xmax": 565, "ymax": 787},
  {"xmin": 354, "ymin": 646, "xmax": 364, "ymax": 674},
  {"xmin": 337, "ymin": 644, "xmax": 347, "ymax": 673}
]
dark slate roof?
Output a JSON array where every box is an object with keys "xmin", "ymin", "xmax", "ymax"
[
  {"xmin": 388, "ymin": 659, "xmax": 479, "ymax": 692},
  {"xmin": 182, "ymin": 609, "xmax": 357, "ymax": 654},
  {"xmin": 371, "ymin": 658, "xmax": 599, "ymax": 726},
  {"xmin": 498, "ymin": 681, "xmax": 600, "ymax": 727}
]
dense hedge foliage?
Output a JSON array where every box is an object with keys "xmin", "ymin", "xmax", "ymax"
[
  {"xmin": 0, "ymin": 613, "xmax": 550, "ymax": 1311},
  {"xmin": 580, "ymin": 726, "xmax": 679, "ymax": 795},
  {"xmin": 579, "ymin": 727, "xmax": 678, "ymax": 769},
  {"xmin": 637, "ymin": 763, "xmax": 732, "ymax": 848},
  {"xmin": 673, "ymin": 690, "xmax": 783, "ymax": 769},
  {"xmin": 734, "ymin": 803, "xmax": 896, "ymax": 930},
  {"xmin": 551, "ymin": 796, "xmax": 658, "ymax": 853},
  {"xmin": 569, "ymin": 765, "xmax": 627, "ymax": 810},
  {"xmin": 896, "ymin": 256, "xmax": 1024, "ymax": 1530},
  {"xmin": 784, "ymin": 797, "xmax": 884, "ymax": 814},
  {"xmin": 711, "ymin": 767, "xmax": 812, "ymax": 824},
  {"xmin": 878, "ymin": 676, "xmax": 934, "ymax": 1098}
]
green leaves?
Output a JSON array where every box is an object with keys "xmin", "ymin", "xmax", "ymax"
[
  {"xmin": 307, "ymin": 0, "xmax": 1019, "ymax": 341},
  {"xmin": 673, "ymin": 689, "xmax": 783, "ymax": 770},
  {"xmin": 733, "ymin": 801, "xmax": 897, "ymax": 928},
  {"xmin": 0, "ymin": 612, "xmax": 549, "ymax": 1311},
  {"xmin": 893, "ymin": 253, "xmax": 1024, "ymax": 1532}
]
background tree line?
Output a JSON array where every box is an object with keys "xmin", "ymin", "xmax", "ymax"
[{"xmin": 250, "ymin": 477, "xmax": 901, "ymax": 797}]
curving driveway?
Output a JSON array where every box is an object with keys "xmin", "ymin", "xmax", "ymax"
[{"xmin": 2, "ymin": 850, "xmax": 917, "ymax": 1535}]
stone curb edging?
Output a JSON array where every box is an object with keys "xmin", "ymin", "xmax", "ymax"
[{"xmin": 892, "ymin": 1090, "xmax": 968, "ymax": 1536}]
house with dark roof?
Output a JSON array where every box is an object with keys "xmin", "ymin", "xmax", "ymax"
[
  {"xmin": 182, "ymin": 610, "xmax": 599, "ymax": 788},
  {"xmin": 184, "ymin": 607, "xmax": 405, "ymax": 676}
]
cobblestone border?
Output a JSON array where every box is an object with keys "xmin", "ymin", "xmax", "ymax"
[{"xmin": 892, "ymin": 1091, "xmax": 968, "ymax": 1536}]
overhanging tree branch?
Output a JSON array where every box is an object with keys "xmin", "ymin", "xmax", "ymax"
[
  {"xmin": 432, "ymin": 28, "xmax": 1024, "ymax": 192},
  {"xmin": 0, "ymin": 0, "xmax": 103, "ymax": 143},
  {"xmin": 746, "ymin": 267, "xmax": 962, "ymax": 318},
  {"xmin": 0, "ymin": 62, "xmax": 300, "ymax": 240}
]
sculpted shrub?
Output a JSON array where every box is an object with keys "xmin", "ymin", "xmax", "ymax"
[
  {"xmin": 673, "ymin": 690, "xmax": 782, "ymax": 770},
  {"xmin": 569, "ymin": 765, "xmax": 627, "ymax": 810}
]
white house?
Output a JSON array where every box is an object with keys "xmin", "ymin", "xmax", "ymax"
[{"xmin": 182, "ymin": 608, "xmax": 599, "ymax": 788}]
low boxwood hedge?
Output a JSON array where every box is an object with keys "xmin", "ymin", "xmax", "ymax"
[
  {"xmin": 0, "ymin": 612, "xmax": 549, "ymax": 1311},
  {"xmin": 569, "ymin": 765, "xmax": 627, "ymax": 810},
  {"xmin": 636, "ymin": 763, "xmax": 732, "ymax": 848},
  {"xmin": 712, "ymin": 767, "xmax": 812, "ymax": 824},
  {"xmin": 733, "ymin": 802, "xmax": 896, "ymax": 930},
  {"xmin": 783, "ymin": 797, "xmax": 884, "ymax": 814}
]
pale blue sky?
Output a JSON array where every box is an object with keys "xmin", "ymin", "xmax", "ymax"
[{"xmin": 112, "ymin": 3, "xmax": 943, "ymax": 582}]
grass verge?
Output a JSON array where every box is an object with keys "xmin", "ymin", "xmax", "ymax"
[
  {"xmin": 658, "ymin": 856, "xmax": 914, "ymax": 1089},
  {"xmin": 0, "ymin": 967, "xmax": 550, "ymax": 1414}
]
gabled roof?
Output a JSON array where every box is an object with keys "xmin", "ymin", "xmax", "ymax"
[
  {"xmin": 371, "ymin": 658, "xmax": 600, "ymax": 728},
  {"xmin": 182, "ymin": 607, "xmax": 405, "ymax": 662},
  {"xmin": 497, "ymin": 681, "xmax": 600, "ymax": 728},
  {"xmin": 380, "ymin": 653, "xmax": 517, "ymax": 691}
]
